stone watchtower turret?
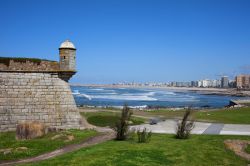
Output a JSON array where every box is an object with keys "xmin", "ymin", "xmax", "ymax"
[{"xmin": 59, "ymin": 40, "xmax": 76, "ymax": 71}]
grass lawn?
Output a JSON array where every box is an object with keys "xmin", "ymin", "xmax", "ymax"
[
  {"xmin": 80, "ymin": 107, "xmax": 250, "ymax": 124},
  {"xmin": 130, "ymin": 107, "xmax": 250, "ymax": 124},
  {"xmin": 136, "ymin": 109, "xmax": 186, "ymax": 118},
  {"xmin": 23, "ymin": 134, "xmax": 250, "ymax": 166},
  {"xmin": 81, "ymin": 111, "xmax": 145, "ymax": 127},
  {"xmin": 246, "ymin": 145, "xmax": 250, "ymax": 154},
  {"xmin": 194, "ymin": 107, "xmax": 250, "ymax": 124},
  {"xmin": 0, "ymin": 129, "xmax": 98, "ymax": 161}
]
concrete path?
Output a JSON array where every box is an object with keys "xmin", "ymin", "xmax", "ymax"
[
  {"xmin": 203, "ymin": 123, "xmax": 224, "ymax": 134},
  {"xmin": 0, "ymin": 131, "xmax": 115, "ymax": 166},
  {"xmin": 130, "ymin": 120, "xmax": 250, "ymax": 135}
]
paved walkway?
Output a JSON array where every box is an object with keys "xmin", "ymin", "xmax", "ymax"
[
  {"xmin": 130, "ymin": 120, "xmax": 250, "ymax": 135},
  {"xmin": 0, "ymin": 131, "xmax": 115, "ymax": 166},
  {"xmin": 203, "ymin": 123, "xmax": 224, "ymax": 134}
]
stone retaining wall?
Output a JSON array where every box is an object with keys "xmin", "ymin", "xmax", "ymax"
[{"xmin": 0, "ymin": 72, "xmax": 83, "ymax": 131}]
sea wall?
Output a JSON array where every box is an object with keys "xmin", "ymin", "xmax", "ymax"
[{"xmin": 0, "ymin": 72, "xmax": 83, "ymax": 131}]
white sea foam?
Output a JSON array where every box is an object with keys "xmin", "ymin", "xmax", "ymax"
[
  {"xmin": 133, "ymin": 92, "xmax": 155, "ymax": 96},
  {"xmin": 156, "ymin": 91, "xmax": 176, "ymax": 95},
  {"xmin": 76, "ymin": 92, "xmax": 157, "ymax": 101},
  {"xmin": 91, "ymin": 88, "xmax": 105, "ymax": 91},
  {"xmin": 78, "ymin": 94, "xmax": 92, "ymax": 100},
  {"xmin": 72, "ymin": 90, "xmax": 80, "ymax": 95},
  {"xmin": 143, "ymin": 89, "xmax": 176, "ymax": 95},
  {"xmin": 91, "ymin": 94, "xmax": 157, "ymax": 101},
  {"xmin": 101, "ymin": 92, "xmax": 117, "ymax": 95},
  {"xmin": 129, "ymin": 105, "xmax": 148, "ymax": 109},
  {"xmin": 164, "ymin": 92, "xmax": 176, "ymax": 95},
  {"xmin": 111, "ymin": 105, "xmax": 148, "ymax": 109},
  {"xmin": 150, "ymin": 91, "xmax": 157, "ymax": 95},
  {"xmin": 122, "ymin": 92, "xmax": 156, "ymax": 97}
]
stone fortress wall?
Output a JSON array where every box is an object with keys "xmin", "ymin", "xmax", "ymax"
[
  {"xmin": 0, "ymin": 40, "xmax": 85, "ymax": 131},
  {"xmin": 0, "ymin": 58, "xmax": 59, "ymax": 71}
]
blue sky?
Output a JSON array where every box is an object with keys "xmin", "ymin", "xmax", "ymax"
[{"xmin": 0, "ymin": 0, "xmax": 250, "ymax": 84}]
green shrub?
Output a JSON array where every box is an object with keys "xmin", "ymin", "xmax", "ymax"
[
  {"xmin": 246, "ymin": 145, "xmax": 250, "ymax": 154},
  {"xmin": 137, "ymin": 128, "xmax": 152, "ymax": 143},
  {"xmin": 113, "ymin": 105, "xmax": 132, "ymax": 140},
  {"xmin": 176, "ymin": 108, "xmax": 194, "ymax": 139}
]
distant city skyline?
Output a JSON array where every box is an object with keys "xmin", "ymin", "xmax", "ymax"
[{"xmin": 0, "ymin": 0, "xmax": 250, "ymax": 84}]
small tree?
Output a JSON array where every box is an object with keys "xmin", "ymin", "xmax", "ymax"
[
  {"xmin": 137, "ymin": 128, "xmax": 152, "ymax": 143},
  {"xmin": 114, "ymin": 104, "xmax": 132, "ymax": 140},
  {"xmin": 176, "ymin": 108, "xmax": 194, "ymax": 139}
]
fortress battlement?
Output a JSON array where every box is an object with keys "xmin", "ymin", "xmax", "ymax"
[{"xmin": 0, "ymin": 40, "xmax": 85, "ymax": 131}]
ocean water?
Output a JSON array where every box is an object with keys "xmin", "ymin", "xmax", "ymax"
[{"xmin": 71, "ymin": 86, "xmax": 246, "ymax": 108}]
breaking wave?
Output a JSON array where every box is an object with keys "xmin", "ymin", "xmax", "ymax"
[
  {"xmin": 91, "ymin": 94, "xmax": 157, "ymax": 101},
  {"xmin": 77, "ymin": 93, "xmax": 92, "ymax": 100},
  {"xmin": 72, "ymin": 90, "xmax": 80, "ymax": 95},
  {"xmin": 112, "ymin": 105, "xmax": 148, "ymax": 109},
  {"xmin": 91, "ymin": 88, "xmax": 105, "ymax": 91},
  {"xmin": 73, "ymin": 92, "xmax": 157, "ymax": 101}
]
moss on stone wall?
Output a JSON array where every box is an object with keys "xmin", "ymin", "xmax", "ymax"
[{"xmin": 0, "ymin": 57, "xmax": 56, "ymax": 67}]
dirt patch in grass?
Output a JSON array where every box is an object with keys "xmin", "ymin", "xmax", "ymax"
[{"xmin": 224, "ymin": 139, "xmax": 250, "ymax": 161}]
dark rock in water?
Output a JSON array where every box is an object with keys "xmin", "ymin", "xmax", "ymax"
[
  {"xmin": 147, "ymin": 105, "xmax": 170, "ymax": 109},
  {"xmin": 201, "ymin": 105, "xmax": 211, "ymax": 108}
]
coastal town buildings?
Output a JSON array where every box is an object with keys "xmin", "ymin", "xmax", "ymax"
[
  {"xmin": 175, "ymin": 82, "xmax": 191, "ymax": 87},
  {"xmin": 112, "ymin": 75, "xmax": 248, "ymax": 89},
  {"xmin": 228, "ymin": 80, "xmax": 236, "ymax": 88},
  {"xmin": 236, "ymin": 75, "xmax": 250, "ymax": 89},
  {"xmin": 196, "ymin": 79, "xmax": 221, "ymax": 88},
  {"xmin": 202, "ymin": 79, "xmax": 211, "ymax": 87},
  {"xmin": 191, "ymin": 81, "xmax": 198, "ymax": 87},
  {"xmin": 212, "ymin": 80, "xmax": 221, "ymax": 87},
  {"xmin": 221, "ymin": 76, "xmax": 229, "ymax": 88}
]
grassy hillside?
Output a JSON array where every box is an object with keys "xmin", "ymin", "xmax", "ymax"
[
  {"xmin": 23, "ymin": 134, "xmax": 250, "ymax": 166},
  {"xmin": 0, "ymin": 130, "xmax": 97, "ymax": 161},
  {"xmin": 81, "ymin": 111, "xmax": 145, "ymax": 127}
]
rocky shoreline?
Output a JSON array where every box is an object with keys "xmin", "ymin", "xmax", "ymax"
[{"xmin": 188, "ymin": 89, "xmax": 250, "ymax": 97}]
